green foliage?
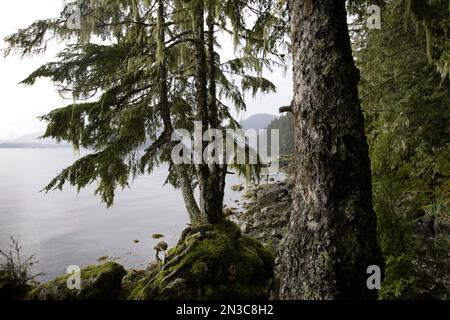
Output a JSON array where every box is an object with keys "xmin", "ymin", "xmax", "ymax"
[
  {"xmin": 130, "ymin": 221, "xmax": 274, "ymax": 300},
  {"xmin": 3, "ymin": 0, "xmax": 287, "ymax": 214},
  {"xmin": 29, "ymin": 262, "xmax": 126, "ymax": 300},
  {"xmin": 0, "ymin": 236, "xmax": 45, "ymax": 297},
  {"xmin": 356, "ymin": 0, "xmax": 450, "ymax": 300},
  {"xmin": 378, "ymin": 254, "xmax": 417, "ymax": 299},
  {"xmin": 265, "ymin": 113, "xmax": 294, "ymax": 156},
  {"xmin": 404, "ymin": 0, "xmax": 450, "ymax": 77}
]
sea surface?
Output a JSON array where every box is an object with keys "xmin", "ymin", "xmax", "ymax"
[{"xmin": 0, "ymin": 148, "xmax": 272, "ymax": 281}]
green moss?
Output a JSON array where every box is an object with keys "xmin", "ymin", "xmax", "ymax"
[
  {"xmin": 243, "ymin": 190, "xmax": 255, "ymax": 199},
  {"xmin": 223, "ymin": 207, "xmax": 237, "ymax": 217},
  {"xmin": 231, "ymin": 184, "xmax": 244, "ymax": 192},
  {"xmin": 29, "ymin": 262, "xmax": 126, "ymax": 300},
  {"xmin": 130, "ymin": 222, "xmax": 274, "ymax": 300}
]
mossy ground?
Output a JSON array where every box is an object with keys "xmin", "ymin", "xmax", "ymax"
[
  {"xmin": 130, "ymin": 221, "xmax": 275, "ymax": 300},
  {"xmin": 6, "ymin": 222, "xmax": 274, "ymax": 300},
  {"xmin": 29, "ymin": 262, "xmax": 126, "ymax": 300}
]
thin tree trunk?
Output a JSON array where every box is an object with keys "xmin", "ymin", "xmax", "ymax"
[
  {"xmin": 175, "ymin": 164, "xmax": 204, "ymax": 224},
  {"xmin": 207, "ymin": 3, "xmax": 218, "ymax": 130},
  {"xmin": 192, "ymin": 0, "xmax": 223, "ymax": 224},
  {"xmin": 279, "ymin": 0, "xmax": 383, "ymax": 299},
  {"xmin": 157, "ymin": 0, "xmax": 203, "ymax": 224},
  {"xmin": 206, "ymin": 1, "xmax": 226, "ymax": 218}
]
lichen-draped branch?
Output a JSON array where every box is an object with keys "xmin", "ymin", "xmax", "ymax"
[{"xmin": 5, "ymin": 0, "xmax": 288, "ymax": 222}]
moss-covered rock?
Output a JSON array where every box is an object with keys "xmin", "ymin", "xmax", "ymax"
[
  {"xmin": 29, "ymin": 262, "xmax": 126, "ymax": 300},
  {"xmin": 231, "ymin": 184, "xmax": 244, "ymax": 192},
  {"xmin": 223, "ymin": 207, "xmax": 237, "ymax": 217},
  {"xmin": 129, "ymin": 221, "xmax": 274, "ymax": 300},
  {"xmin": 121, "ymin": 269, "xmax": 147, "ymax": 298}
]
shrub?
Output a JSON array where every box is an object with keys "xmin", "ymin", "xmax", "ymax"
[{"xmin": 0, "ymin": 236, "xmax": 45, "ymax": 298}]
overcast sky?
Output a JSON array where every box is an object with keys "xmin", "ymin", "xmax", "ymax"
[{"xmin": 0, "ymin": 0, "xmax": 292, "ymax": 141}]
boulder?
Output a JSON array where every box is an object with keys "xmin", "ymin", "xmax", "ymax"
[
  {"xmin": 231, "ymin": 184, "xmax": 244, "ymax": 192},
  {"xmin": 234, "ymin": 180, "xmax": 293, "ymax": 299},
  {"xmin": 29, "ymin": 262, "xmax": 126, "ymax": 300},
  {"xmin": 130, "ymin": 221, "xmax": 274, "ymax": 300},
  {"xmin": 256, "ymin": 184, "xmax": 280, "ymax": 207}
]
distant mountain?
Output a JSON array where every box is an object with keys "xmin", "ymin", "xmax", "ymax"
[
  {"xmin": 0, "ymin": 132, "xmax": 71, "ymax": 148},
  {"xmin": 12, "ymin": 132, "xmax": 49, "ymax": 144},
  {"xmin": 240, "ymin": 113, "xmax": 278, "ymax": 131},
  {"xmin": 0, "ymin": 114, "xmax": 278, "ymax": 149}
]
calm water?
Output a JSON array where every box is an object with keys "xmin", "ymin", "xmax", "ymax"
[{"xmin": 0, "ymin": 148, "xmax": 250, "ymax": 281}]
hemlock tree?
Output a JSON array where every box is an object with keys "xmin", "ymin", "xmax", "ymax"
[
  {"xmin": 265, "ymin": 113, "xmax": 294, "ymax": 156},
  {"xmin": 356, "ymin": 0, "xmax": 450, "ymax": 299},
  {"xmin": 279, "ymin": 0, "xmax": 383, "ymax": 299},
  {"xmin": 4, "ymin": 0, "xmax": 282, "ymax": 225},
  {"xmin": 403, "ymin": 0, "xmax": 450, "ymax": 78}
]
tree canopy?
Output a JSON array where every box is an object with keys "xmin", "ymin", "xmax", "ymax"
[{"xmin": 4, "ymin": 0, "xmax": 288, "ymax": 223}]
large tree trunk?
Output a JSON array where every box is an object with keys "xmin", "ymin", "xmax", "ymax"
[{"xmin": 279, "ymin": 0, "xmax": 383, "ymax": 299}]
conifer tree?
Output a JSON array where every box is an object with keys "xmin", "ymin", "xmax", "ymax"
[
  {"xmin": 356, "ymin": 0, "xmax": 450, "ymax": 299},
  {"xmin": 4, "ymin": 0, "xmax": 283, "ymax": 225},
  {"xmin": 279, "ymin": 0, "xmax": 383, "ymax": 299}
]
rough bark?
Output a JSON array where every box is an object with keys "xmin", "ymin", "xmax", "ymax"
[
  {"xmin": 192, "ymin": 0, "xmax": 223, "ymax": 224},
  {"xmin": 175, "ymin": 164, "xmax": 204, "ymax": 224},
  {"xmin": 157, "ymin": 0, "xmax": 203, "ymax": 224},
  {"xmin": 207, "ymin": 4, "xmax": 218, "ymax": 130},
  {"xmin": 206, "ymin": 2, "xmax": 226, "ymax": 219},
  {"xmin": 279, "ymin": 0, "xmax": 383, "ymax": 299}
]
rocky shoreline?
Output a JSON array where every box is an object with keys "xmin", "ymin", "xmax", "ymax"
[
  {"xmin": 224, "ymin": 177, "xmax": 293, "ymax": 298},
  {"xmin": 229, "ymin": 180, "xmax": 292, "ymax": 257},
  {"xmin": 226, "ymin": 175, "xmax": 450, "ymax": 299},
  {"xmin": 3, "ymin": 170, "xmax": 449, "ymax": 300}
]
